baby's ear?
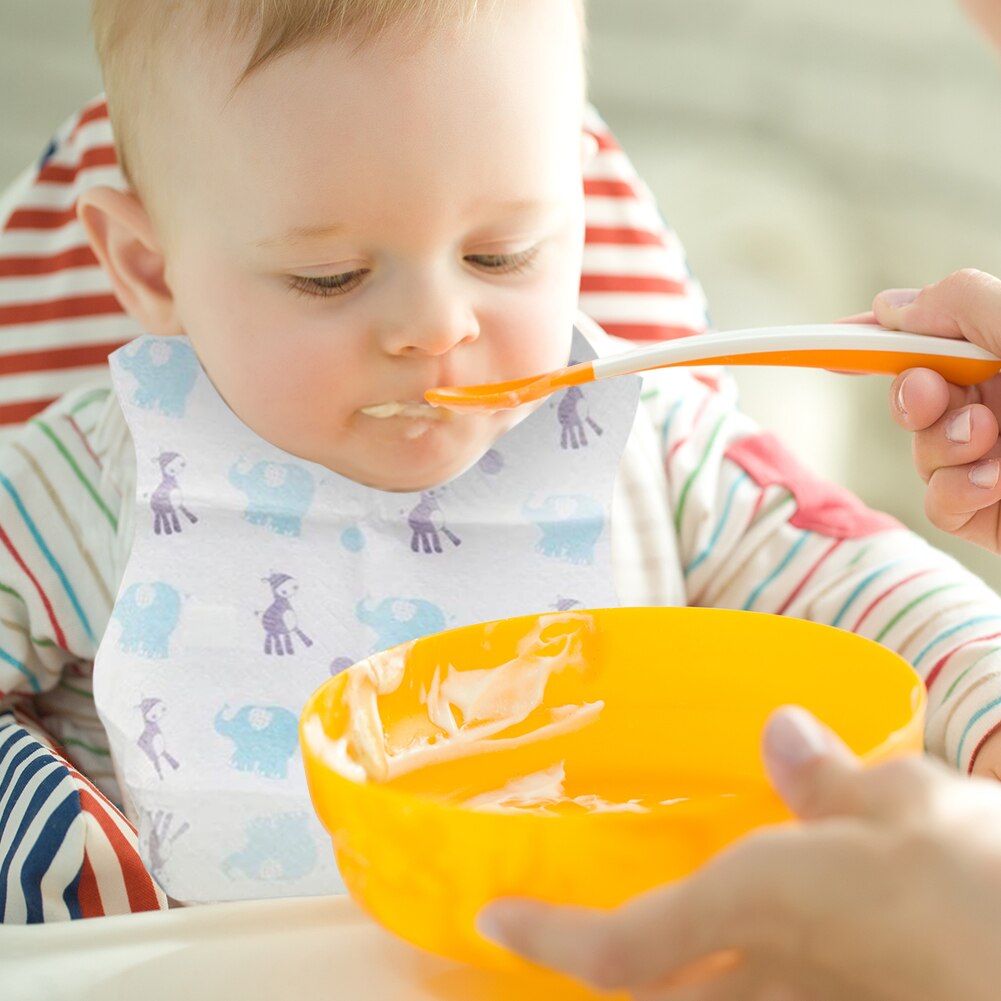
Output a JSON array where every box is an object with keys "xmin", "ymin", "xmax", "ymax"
[{"xmin": 76, "ymin": 187, "xmax": 183, "ymax": 336}]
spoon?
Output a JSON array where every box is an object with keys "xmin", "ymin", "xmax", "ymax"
[{"xmin": 424, "ymin": 324, "xmax": 1001, "ymax": 412}]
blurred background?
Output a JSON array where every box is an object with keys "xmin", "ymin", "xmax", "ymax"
[{"xmin": 4, "ymin": 0, "xmax": 1001, "ymax": 589}]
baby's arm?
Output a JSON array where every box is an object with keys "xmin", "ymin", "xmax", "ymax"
[{"xmin": 655, "ymin": 370, "xmax": 1001, "ymax": 777}]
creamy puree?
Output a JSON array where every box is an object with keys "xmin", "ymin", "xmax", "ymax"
[
  {"xmin": 462, "ymin": 762, "xmax": 651, "ymax": 814},
  {"xmin": 303, "ymin": 614, "xmax": 602, "ymax": 784}
]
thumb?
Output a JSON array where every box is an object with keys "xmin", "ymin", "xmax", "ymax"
[
  {"xmin": 873, "ymin": 269, "xmax": 1001, "ymax": 355},
  {"xmin": 761, "ymin": 706, "xmax": 866, "ymax": 821}
]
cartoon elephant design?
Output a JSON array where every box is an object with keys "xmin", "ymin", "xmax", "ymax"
[
  {"xmin": 221, "ymin": 813, "xmax": 317, "ymax": 882},
  {"xmin": 229, "ymin": 459, "xmax": 315, "ymax": 537},
  {"xmin": 119, "ymin": 338, "xmax": 200, "ymax": 418},
  {"xmin": 114, "ymin": 582, "xmax": 182, "ymax": 659},
  {"xmin": 356, "ymin": 596, "xmax": 447, "ymax": 652},
  {"xmin": 524, "ymin": 494, "xmax": 605, "ymax": 565},
  {"xmin": 214, "ymin": 704, "xmax": 299, "ymax": 779}
]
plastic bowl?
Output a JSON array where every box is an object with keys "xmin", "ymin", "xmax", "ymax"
[{"xmin": 300, "ymin": 607, "xmax": 925, "ymax": 970}]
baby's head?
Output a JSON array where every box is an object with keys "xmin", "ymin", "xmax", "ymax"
[{"xmin": 81, "ymin": 0, "xmax": 588, "ymax": 491}]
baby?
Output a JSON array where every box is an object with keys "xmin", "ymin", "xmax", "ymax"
[{"xmin": 6, "ymin": 0, "xmax": 1001, "ymax": 911}]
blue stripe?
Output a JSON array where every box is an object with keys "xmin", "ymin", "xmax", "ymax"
[
  {"xmin": 742, "ymin": 531, "xmax": 811, "ymax": 612},
  {"xmin": 912, "ymin": 615, "xmax": 1001, "ymax": 669},
  {"xmin": 830, "ymin": 561, "xmax": 900, "ymax": 629},
  {"xmin": 685, "ymin": 472, "xmax": 748, "ymax": 576},
  {"xmin": 957, "ymin": 695, "xmax": 1001, "ymax": 769},
  {"xmin": 0, "ymin": 470, "xmax": 95, "ymax": 644},
  {"xmin": 0, "ymin": 645, "xmax": 41, "ymax": 694},
  {"xmin": 22, "ymin": 791, "xmax": 81, "ymax": 922},
  {"xmin": 0, "ymin": 764, "xmax": 66, "ymax": 919}
]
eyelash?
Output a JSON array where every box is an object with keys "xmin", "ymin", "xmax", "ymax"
[{"xmin": 287, "ymin": 247, "xmax": 539, "ymax": 299}]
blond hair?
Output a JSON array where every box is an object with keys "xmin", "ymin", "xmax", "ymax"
[{"xmin": 91, "ymin": 0, "xmax": 586, "ymax": 188}]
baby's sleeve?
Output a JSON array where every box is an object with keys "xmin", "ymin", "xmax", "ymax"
[{"xmin": 656, "ymin": 372, "xmax": 1001, "ymax": 774}]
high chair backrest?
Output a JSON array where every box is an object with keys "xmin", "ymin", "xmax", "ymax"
[{"xmin": 0, "ymin": 97, "xmax": 708, "ymax": 437}]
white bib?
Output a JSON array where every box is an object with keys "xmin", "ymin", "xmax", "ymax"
[{"xmin": 95, "ymin": 329, "xmax": 640, "ymax": 903}]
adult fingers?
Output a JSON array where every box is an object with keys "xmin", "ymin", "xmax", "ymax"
[
  {"xmin": 924, "ymin": 459, "xmax": 1001, "ymax": 536},
  {"xmin": 761, "ymin": 707, "xmax": 940, "ymax": 823},
  {"xmin": 478, "ymin": 832, "xmax": 803, "ymax": 994},
  {"xmin": 889, "ymin": 368, "xmax": 965, "ymax": 433},
  {"xmin": 873, "ymin": 269, "xmax": 1001, "ymax": 353},
  {"xmin": 909, "ymin": 403, "xmax": 1000, "ymax": 483}
]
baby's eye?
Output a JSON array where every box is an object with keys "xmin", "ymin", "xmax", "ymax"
[
  {"xmin": 288, "ymin": 269, "xmax": 369, "ymax": 299},
  {"xmin": 465, "ymin": 247, "xmax": 539, "ymax": 275}
]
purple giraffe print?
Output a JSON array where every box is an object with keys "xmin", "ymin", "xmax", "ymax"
[
  {"xmin": 136, "ymin": 697, "xmax": 180, "ymax": 779},
  {"xmin": 558, "ymin": 385, "xmax": 604, "ymax": 450},
  {"xmin": 407, "ymin": 490, "xmax": 462, "ymax": 554},
  {"xmin": 151, "ymin": 452, "xmax": 199, "ymax": 535},
  {"xmin": 262, "ymin": 573, "xmax": 313, "ymax": 656}
]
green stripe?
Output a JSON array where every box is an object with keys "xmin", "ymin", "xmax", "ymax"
[
  {"xmin": 0, "ymin": 617, "xmax": 55, "ymax": 648},
  {"xmin": 942, "ymin": 646, "xmax": 1001, "ymax": 704},
  {"xmin": 0, "ymin": 581, "xmax": 27, "ymax": 608},
  {"xmin": 641, "ymin": 389, "xmax": 661, "ymax": 402},
  {"xmin": 674, "ymin": 415, "xmax": 727, "ymax": 532},
  {"xmin": 848, "ymin": 544, "xmax": 873, "ymax": 569},
  {"xmin": 60, "ymin": 736, "xmax": 111, "ymax": 757},
  {"xmin": 33, "ymin": 419, "xmax": 118, "ymax": 531},
  {"xmin": 874, "ymin": 583, "xmax": 963, "ymax": 644},
  {"xmin": 58, "ymin": 679, "xmax": 95, "ymax": 700}
]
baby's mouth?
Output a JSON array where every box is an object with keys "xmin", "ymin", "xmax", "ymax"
[{"xmin": 360, "ymin": 401, "xmax": 454, "ymax": 421}]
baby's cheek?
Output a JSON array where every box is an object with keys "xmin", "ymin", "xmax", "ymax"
[{"xmin": 970, "ymin": 727, "xmax": 1001, "ymax": 781}]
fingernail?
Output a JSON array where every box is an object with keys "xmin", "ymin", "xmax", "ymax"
[
  {"xmin": 970, "ymin": 459, "xmax": 1000, "ymax": 489},
  {"xmin": 877, "ymin": 288, "xmax": 919, "ymax": 309},
  {"xmin": 894, "ymin": 379, "xmax": 908, "ymax": 418},
  {"xmin": 765, "ymin": 706, "xmax": 832, "ymax": 767},
  {"xmin": 945, "ymin": 409, "xmax": 972, "ymax": 444},
  {"xmin": 476, "ymin": 907, "xmax": 507, "ymax": 946}
]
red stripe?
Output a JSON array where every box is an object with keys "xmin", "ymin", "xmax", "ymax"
[
  {"xmin": 586, "ymin": 130, "xmax": 621, "ymax": 152},
  {"xmin": 579, "ymin": 274, "xmax": 688, "ymax": 295},
  {"xmin": 599, "ymin": 322, "xmax": 703, "ymax": 342},
  {"xmin": 78, "ymin": 787, "xmax": 163, "ymax": 913},
  {"xmin": 667, "ymin": 394, "xmax": 714, "ymax": 462},
  {"xmin": 0, "ymin": 397, "xmax": 58, "ymax": 425},
  {"xmin": 0, "ymin": 520, "xmax": 68, "ymax": 649},
  {"xmin": 749, "ymin": 487, "xmax": 767, "ymax": 523},
  {"xmin": 5, "ymin": 206, "xmax": 79, "ymax": 231},
  {"xmin": 583, "ymin": 178, "xmax": 638, "ymax": 198},
  {"xmin": 66, "ymin": 413, "xmax": 106, "ymax": 472},
  {"xmin": 584, "ymin": 226, "xmax": 664, "ymax": 247},
  {"xmin": 76, "ymin": 851, "xmax": 106, "ymax": 918},
  {"xmin": 851, "ymin": 569, "xmax": 934, "ymax": 634},
  {"xmin": 925, "ymin": 631, "xmax": 1001, "ymax": 690},
  {"xmin": 968, "ymin": 719, "xmax": 1001, "ymax": 774},
  {"xmin": 70, "ymin": 101, "xmax": 110, "ymax": 137},
  {"xmin": 2, "ymin": 340, "xmax": 125, "ymax": 376},
  {"xmin": 777, "ymin": 539, "xmax": 843, "ymax": 615},
  {"xmin": 0, "ymin": 245, "xmax": 98, "ymax": 277},
  {"xmin": 0, "ymin": 293, "xmax": 123, "ymax": 327},
  {"xmin": 37, "ymin": 146, "xmax": 119, "ymax": 184}
]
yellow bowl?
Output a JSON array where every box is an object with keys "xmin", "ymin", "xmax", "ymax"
[{"xmin": 300, "ymin": 607, "xmax": 925, "ymax": 970}]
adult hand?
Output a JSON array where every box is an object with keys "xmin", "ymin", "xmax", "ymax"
[
  {"xmin": 477, "ymin": 707, "xmax": 1001, "ymax": 1000},
  {"xmin": 876, "ymin": 269, "xmax": 1001, "ymax": 554}
]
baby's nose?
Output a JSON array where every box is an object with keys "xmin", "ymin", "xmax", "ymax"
[{"xmin": 381, "ymin": 285, "xmax": 480, "ymax": 356}]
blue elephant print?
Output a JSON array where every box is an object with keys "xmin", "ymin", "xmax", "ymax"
[
  {"xmin": 229, "ymin": 459, "xmax": 315, "ymax": 537},
  {"xmin": 214, "ymin": 704, "xmax": 299, "ymax": 779},
  {"xmin": 525, "ymin": 494, "xmax": 605, "ymax": 565},
  {"xmin": 119, "ymin": 338, "xmax": 199, "ymax": 418},
  {"xmin": 221, "ymin": 813, "xmax": 317, "ymax": 882},
  {"xmin": 356, "ymin": 596, "xmax": 447, "ymax": 652},
  {"xmin": 114, "ymin": 582, "xmax": 182, "ymax": 658}
]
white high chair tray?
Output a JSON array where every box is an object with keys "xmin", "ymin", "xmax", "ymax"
[{"xmin": 1, "ymin": 895, "xmax": 614, "ymax": 1001}]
